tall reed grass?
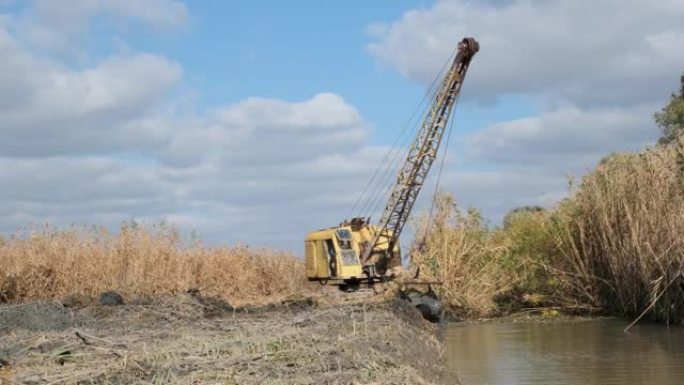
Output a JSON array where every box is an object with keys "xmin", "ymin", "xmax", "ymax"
[
  {"xmin": 412, "ymin": 195, "xmax": 516, "ymax": 317},
  {"xmin": 0, "ymin": 223, "xmax": 310, "ymax": 306},
  {"xmin": 554, "ymin": 138, "xmax": 684, "ymax": 323},
  {"xmin": 415, "ymin": 138, "xmax": 684, "ymax": 323}
]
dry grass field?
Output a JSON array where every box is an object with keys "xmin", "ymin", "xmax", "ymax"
[{"xmin": 0, "ymin": 223, "xmax": 311, "ymax": 307}]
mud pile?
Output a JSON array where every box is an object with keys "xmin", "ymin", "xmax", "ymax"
[{"xmin": 0, "ymin": 295, "xmax": 458, "ymax": 384}]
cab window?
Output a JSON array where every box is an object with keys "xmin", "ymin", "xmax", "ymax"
[{"xmin": 336, "ymin": 229, "xmax": 353, "ymax": 250}]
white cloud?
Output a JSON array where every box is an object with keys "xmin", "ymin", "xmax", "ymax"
[
  {"xmin": 11, "ymin": 0, "xmax": 189, "ymax": 53},
  {"xmin": 0, "ymin": 126, "xmax": 386, "ymax": 250},
  {"xmin": 468, "ymin": 104, "xmax": 659, "ymax": 170},
  {"xmin": 1, "ymin": 0, "xmax": 681, "ymax": 252},
  {"xmin": 0, "ymin": 26, "xmax": 182, "ymax": 157},
  {"xmin": 0, "ymin": 14, "xmax": 380, "ymax": 248},
  {"xmin": 160, "ymin": 93, "xmax": 369, "ymax": 168},
  {"xmin": 443, "ymin": 169, "xmax": 569, "ymax": 221},
  {"xmin": 367, "ymin": 0, "xmax": 684, "ymax": 106},
  {"xmin": 29, "ymin": 0, "xmax": 188, "ymax": 29},
  {"xmin": 366, "ymin": 0, "xmax": 681, "ymax": 219},
  {"xmin": 0, "ymin": 155, "xmax": 170, "ymax": 236}
]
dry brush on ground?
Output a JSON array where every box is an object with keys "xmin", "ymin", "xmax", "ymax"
[
  {"xmin": 0, "ymin": 296, "xmax": 454, "ymax": 385},
  {"xmin": 0, "ymin": 224, "xmax": 311, "ymax": 307}
]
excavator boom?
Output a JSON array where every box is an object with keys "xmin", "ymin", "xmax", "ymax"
[{"xmin": 362, "ymin": 37, "xmax": 479, "ymax": 263}]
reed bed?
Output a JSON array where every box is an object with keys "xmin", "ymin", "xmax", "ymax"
[
  {"xmin": 553, "ymin": 139, "xmax": 684, "ymax": 323},
  {"xmin": 0, "ymin": 224, "xmax": 311, "ymax": 306},
  {"xmin": 415, "ymin": 138, "xmax": 684, "ymax": 324},
  {"xmin": 412, "ymin": 195, "xmax": 517, "ymax": 318}
]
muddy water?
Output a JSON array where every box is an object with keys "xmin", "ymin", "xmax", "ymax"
[{"xmin": 441, "ymin": 319, "xmax": 684, "ymax": 385}]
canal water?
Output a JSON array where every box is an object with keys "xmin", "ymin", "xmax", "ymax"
[{"xmin": 441, "ymin": 319, "xmax": 684, "ymax": 385}]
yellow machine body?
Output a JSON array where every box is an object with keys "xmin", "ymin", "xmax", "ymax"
[{"xmin": 305, "ymin": 224, "xmax": 400, "ymax": 284}]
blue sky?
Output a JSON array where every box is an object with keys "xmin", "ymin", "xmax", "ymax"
[
  {"xmin": 0, "ymin": 0, "xmax": 680, "ymax": 251},
  {"xmin": 112, "ymin": 1, "xmax": 540, "ymax": 142},
  {"xmin": 129, "ymin": 1, "xmax": 434, "ymax": 141}
]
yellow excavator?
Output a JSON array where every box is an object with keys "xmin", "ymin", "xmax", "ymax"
[{"xmin": 305, "ymin": 37, "xmax": 479, "ymax": 294}]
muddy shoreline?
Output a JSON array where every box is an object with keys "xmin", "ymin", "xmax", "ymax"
[{"xmin": 0, "ymin": 295, "xmax": 458, "ymax": 385}]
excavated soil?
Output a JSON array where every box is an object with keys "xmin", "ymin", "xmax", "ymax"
[{"xmin": 0, "ymin": 294, "xmax": 458, "ymax": 385}]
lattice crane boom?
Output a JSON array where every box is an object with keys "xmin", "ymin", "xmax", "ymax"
[{"xmin": 361, "ymin": 37, "xmax": 479, "ymax": 265}]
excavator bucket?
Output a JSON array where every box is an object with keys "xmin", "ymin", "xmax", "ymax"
[{"xmin": 399, "ymin": 287, "xmax": 443, "ymax": 323}]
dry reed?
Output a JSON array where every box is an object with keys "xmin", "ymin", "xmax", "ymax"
[
  {"xmin": 412, "ymin": 195, "xmax": 516, "ymax": 318},
  {"xmin": 553, "ymin": 138, "xmax": 684, "ymax": 323},
  {"xmin": 0, "ymin": 223, "xmax": 311, "ymax": 306},
  {"xmin": 415, "ymin": 138, "xmax": 684, "ymax": 323}
]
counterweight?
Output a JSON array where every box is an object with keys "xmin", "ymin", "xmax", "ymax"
[{"xmin": 361, "ymin": 38, "xmax": 479, "ymax": 264}]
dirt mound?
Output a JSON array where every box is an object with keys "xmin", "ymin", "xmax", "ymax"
[
  {"xmin": 0, "ymin": 295, "xmax": 457, "ymax": 384},
  {"xmin": 0, "ymin": 303, "xmax": 89, "ymax": 334}
]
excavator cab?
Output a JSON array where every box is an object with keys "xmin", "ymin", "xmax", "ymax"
[
  {"xmin": 305, "ymin": 226, "xmax": 363, "ymax": 283},
  {"xmin": 305, "ymin": 219, "xmax": 401, "ymax": 286}
]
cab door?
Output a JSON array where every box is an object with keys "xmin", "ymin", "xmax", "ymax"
[{"xmin": 324, "ymin": 239, "xmax": 338, "ymax": 277}]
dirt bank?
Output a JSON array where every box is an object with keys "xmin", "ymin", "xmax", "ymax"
[{"xmin": 0, "ymin": 295, "xmax": 457, "ymax": 385}]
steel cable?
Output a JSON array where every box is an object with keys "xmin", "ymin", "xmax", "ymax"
[{"xmin": 349, "ymin": 48, "xmax": 458, "ymax": 221}]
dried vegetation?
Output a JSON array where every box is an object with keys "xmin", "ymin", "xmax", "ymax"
[
  {"xmin": 0, "ymin": 224, "xmax": 311, "ymax": 307},
  {"xmin": 553, "ymin": 139, "xmax": 684, "ymax": 323},
  {"xmin": 414, "ymin": 138, "xmax": 684, "ymax": 324},
  {"xmin": 0, "ymin": 296, "xmax": 453, "ymax": 385}
]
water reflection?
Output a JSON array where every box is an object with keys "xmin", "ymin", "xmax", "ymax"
[{"xmin": 441, "ymin": 319, "xmax": 684, "ymax": 385}]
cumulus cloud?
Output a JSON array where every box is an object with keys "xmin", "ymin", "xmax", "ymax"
[
  {"xmin": 367, "ymin": 0, "xmax": 684, "ymax": 106},
  {"xmin": 0, "ymin": 40, "xmax": 182, "ymax": 157},
  {"xmin": 0, "ymin": 89, "xmax": 381, "ymax": 249},
  {"xmin": 160, "ymin": 93, "xmax": 369, "ymax": 168},
  {"xmin": 0, "ymin": 155, "xmax": 171, "ymax": 236},
  {"xmin": 0, "ymin": 3, "xmax": 183, "ymax": 158},
  {"xmin": 0, "ymin": 1, "xmax": 386, "ymax": 250},
  {"xmin": 468, "ymin": 104, "xmax": 659, "ymax": 170},
  {"xmin": 9, "ymin": 0, "xmax": 189, "ymax": 53},
  {"xmin": 0, "ymin": 52, "xmax": 379, "ymax": 247},
  {"xmin": 0, "ymin": 5, "xmax": 381, "ymax": 248},
  {"xmin": 29, "ymin": 0, "xmax": 188, "ymax": 29},
  {"xmin": 367, "ymin": 0, "xmax": 681, "ymax": 218},
  {"xmin": 2, "ymin": 0, "xmax": 680, "ymax": 252},
  {"xmin": 443, "ymin": 169, "xmax": 569, "ymax": 220},
  {"xmin": 156, "ymin": 94, "xmax": 383, "ymax": 246}
]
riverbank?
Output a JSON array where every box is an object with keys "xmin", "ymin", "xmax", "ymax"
[{"xmin": 0, "ymin": 295, "xmax": 456, "ymax": 385}]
